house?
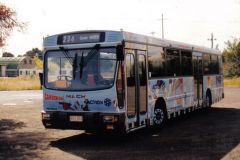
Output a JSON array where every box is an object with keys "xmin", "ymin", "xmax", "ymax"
[{"xmin": 0, "ymin": 57, "xmax": 42, "ymax": 77}]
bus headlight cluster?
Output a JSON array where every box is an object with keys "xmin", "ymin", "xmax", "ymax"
[
  {"xmin": 103, "ymin": 115, "xmax": 118, "ymax": 122},
  {"xmin": 41, "ymin": 111, "xmax": 50, "ymax": 120}
]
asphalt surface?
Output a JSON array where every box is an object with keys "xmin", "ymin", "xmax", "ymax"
[
  {"xmin": 0, "ymin": 90, "xmax": 42, "ymax": 106},
  {"xmin": 0, "ymin": 88, "xmax": 240, "ymax": 160}
]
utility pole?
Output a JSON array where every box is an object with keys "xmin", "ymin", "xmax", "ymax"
[
  {"xmin": 157, "ymin": 14, "xmax": 166, "ymax": 39},
  {"xmin": 161, "ymin": 14, "xmax": 164, "ymax": 39},
  {"xmin": 208, "ymin": 33, "xmax": 217, "ymax": 48}
]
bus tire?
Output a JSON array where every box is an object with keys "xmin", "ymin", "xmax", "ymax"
[
  {"xmin": 206, "ymin": 90, "xmax": 212, "ymax": 108},
  {"xmin": 153, "ymin": 99, "xmax": 167, "ymax": 129}
]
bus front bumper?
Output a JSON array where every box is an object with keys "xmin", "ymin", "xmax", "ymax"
[{"xmin": 41, "ymin": 111, "xmax": 125, "ymax": 132}]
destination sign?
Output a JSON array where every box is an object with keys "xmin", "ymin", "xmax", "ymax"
[{"xmin": 58, "ymin": 32, "xmax": 104, "ymax": 45}]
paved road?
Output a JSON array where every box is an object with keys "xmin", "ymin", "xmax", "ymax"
[
  {"xmin": 0, "ymin": 90, "xmax": 42, "ymax": 106},
  {"xmin": 0, "ymin": 88, "xmax": 240, "ymax": 160}
]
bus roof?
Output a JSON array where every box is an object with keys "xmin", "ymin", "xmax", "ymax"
[{"xmin": 43, "ymin": 30, "xmax": 222, "ymax": 55}]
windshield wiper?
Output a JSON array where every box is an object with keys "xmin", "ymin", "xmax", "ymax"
[
  {"xmin": 79, "ymin": 52, "xmax": 84, "ymax": 79},
  {"xmin": 79, "ymin": 44, "xmax": 100, "ymax": 79},
  {"xmin": 60, "ymin": 44, "xmax": 100, "ymax": 80},
  {"xmin": 72, "ymin": 53, "xmax": 78, "ymax": 79},
  {"xmin": 83, "ymin": 44, "xmax": 100, "ymax": 66},
  {"xmin": 72, "ymin": 52, "xmax": 85, "ymax": 80},
  {"xmin": 59, "ymin": 47, "xmax": 73, "ymax": 65}
]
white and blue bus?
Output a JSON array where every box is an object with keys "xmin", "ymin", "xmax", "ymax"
[{"xmin": 41, "ymin": 30, "xmax": 224, "ymax": 133}]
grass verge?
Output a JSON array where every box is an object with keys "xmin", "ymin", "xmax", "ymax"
[
  {"xmin": 0, "ymin": 77, "xmax": 41, "ymax": 91},
  {"xmin": 224, "ymin": 77, "xmax": 240, "ymax": 87},
  {"xmin": 0, "ymin": 76, "xmax": 239, "ymax": 90}
]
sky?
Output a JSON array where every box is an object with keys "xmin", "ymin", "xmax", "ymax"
[{"xmin": 1, "ymin": 0, "xmax": 240, "ymax": 56}]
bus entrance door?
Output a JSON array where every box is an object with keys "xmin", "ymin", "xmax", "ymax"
[
  {"xmin": 126, "ymin": 50, "xmax": 147, "ymax": 129},
  {"xmin": 136, "ymin": 51, "xmax": 147, "ymax": 126},
  {"xmin": 193, "ymin": 52, "xmax": 203, "ymax": 107}
]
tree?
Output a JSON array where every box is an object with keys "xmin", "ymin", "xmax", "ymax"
[
  {"xmin": 223, "ymin": 38, "xmax": 240, "ymax": 77},
  {"xmin": 0, "ymin": 3, "xmax": 25, "ymax": 47},
  {"xmin": 2, "ymin": 51, "xmax": 14, "ymax": 57},
  {"xmin": 24, "ymin": 48, "xmax": 43, "ymax": 58}
]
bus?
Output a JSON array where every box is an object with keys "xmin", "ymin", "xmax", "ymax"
[{"xmin": 41, "ymin": 30, "xmax": 224, "ymax": 133}]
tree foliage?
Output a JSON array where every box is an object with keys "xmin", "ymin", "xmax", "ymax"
[
  {"xmin": 2, "ymin": 51, "xmax": 14, "ymax": 57},
  {"xmin": 24, "ymin": 48, "xmax": 43, "ymax": 58},
  {"xmin": 33, "ymin": 56, "xmax": 43, "ymax": 69},
  {"xmin": 223, "ymin": 38, "xmax": 240, "ymax": 77},
  {"xmin": 0, "ymin": 3, "xmax": 24, "ymax": 47}
]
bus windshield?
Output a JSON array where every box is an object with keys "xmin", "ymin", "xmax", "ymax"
[{"xmin": 45, "ymin": 48, "xmax": 117, "ymax": 91}]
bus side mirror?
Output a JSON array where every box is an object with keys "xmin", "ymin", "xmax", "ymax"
[
  {"xmin": 116, "ymin": 45, "xmax": 124, "ymax": 61},
  {"xmin": 39, "ymin": 73, "xmax": 43, "ymax": 88}
]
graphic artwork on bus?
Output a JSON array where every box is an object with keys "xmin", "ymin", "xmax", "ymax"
[
  {"xmin": 207, "ymin": 76, "xmax": 213, "ymax": 88},
  {"xmin": 57, "ymin": 97, "xmax": 113, "ymax": 111},
  {"xmin": 169, "ymin": 78, "xmax": 184, "ymax": 96},
  {"xmin": 216, "ymin": 75, "xmax": 222, "ymax": 87},
  {"xmin": 151, "ymin": 79, "xmax": 166, "ymax": 99}
]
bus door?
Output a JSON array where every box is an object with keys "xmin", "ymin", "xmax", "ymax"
[
  {"xmin": 137, "ymin": 51, "xmax": 147, "ymax": 125},
  {"xmin": 126, "ymin": 50, "xmax": 147, "ymax": 128},
  {"xmin": 193, "ymin": 52, "xmax": 203, "ymax": 107}
]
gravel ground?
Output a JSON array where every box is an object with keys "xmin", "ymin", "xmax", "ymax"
[{"xmin": 0, "ymin": 88, "xmax": 239, "ymax": 160}]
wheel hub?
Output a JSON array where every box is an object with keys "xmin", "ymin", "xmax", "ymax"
[
  {"xmin": 206, "ymin": 96, "xmax": 210, "ymax": 107},
  {"xmin": 153, "ymin": 108, "xmax": 164, "ymax": 125}
]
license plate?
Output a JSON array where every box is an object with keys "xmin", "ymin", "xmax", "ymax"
[{"xmin": 69, "ymin": 115, "xmax": 83, "ymax": 122}]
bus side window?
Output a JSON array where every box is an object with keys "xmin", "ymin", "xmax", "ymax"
[
  {"xmin": 218, "ymin": 55, "xmax": 223, "ymax": 74},
  {"xmin": 148, "ymin": 46, "xmax": 165, "ymax": 78},
  {"xmin": 203, "ymin": 54, "xmax": 210, "ymax": 74},
  {"xmin": 181, "ymin": 51, "xmax": 192, "ymax": 76},
  {"xmin": 210, "ymin": 55, "xmax": 218, "ymax": 74},
  {"xmin": 166, "ymin": 49, "xmax": 180, "ymax": 76}
]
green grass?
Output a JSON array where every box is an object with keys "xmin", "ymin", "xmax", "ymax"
[
  {"xmin": 0, "ymin": 76, "xmax": 239, "ymax": 91},
  {"xmin": 224, "ymin": 77, "xmax": 240, "ymax": 87},
  {"xmin": 0, "ymin": 77, "xmax": 41, "ymax": 91}
]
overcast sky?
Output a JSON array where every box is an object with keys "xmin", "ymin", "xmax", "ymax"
[{"xmin": 1, "ymin": 0, "xmax": 240, "ymax": 55}]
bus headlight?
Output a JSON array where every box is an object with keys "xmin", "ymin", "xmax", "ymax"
[
  {"xmin": 41, "ymin": 111, "xmax": 50, "ymax": 120},
  {"xmin": 103, "ymin": 115, "xmax": 118, "ymax": 122}
]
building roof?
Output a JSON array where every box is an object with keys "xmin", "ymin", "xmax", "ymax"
[{"xmin": 0, "ymin": 57, "xmax": 25, "ymax": 65}]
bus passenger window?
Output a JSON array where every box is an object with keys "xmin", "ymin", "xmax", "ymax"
[
  {"xmin": 148, "ymin": 46, "xmax": 165, "ymax": 78},
  {"xmin": 203, "ymin": 54, "xmax": 210, "ymax": 75},
  {"xmin": 166, "ymin": 49, "xmax": 180, "ymax": 76},
  {"xmin": 210, "ymin": 55, "xmax": 219, "ymax": 74},
  {"xmin": 181, "ymin": 51, "xmax": 192, "ymax": 76},
  {"xmin": 218, "ymin": 55, "xmax": 223, "ymax": 74}
]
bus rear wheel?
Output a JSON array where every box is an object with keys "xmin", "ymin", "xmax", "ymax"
[
  {"xmin": 153, "ymin": 102, "xmax": 167, "ymax": 129},
  {"xmin": 206, "ymin": 91, "xmax": 212, "ymax": 108}
]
